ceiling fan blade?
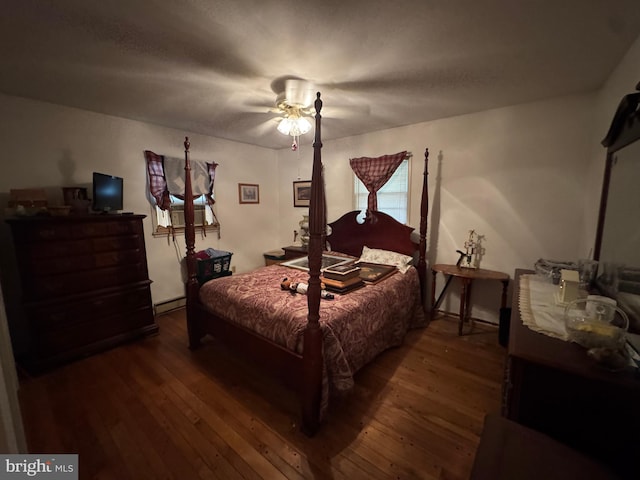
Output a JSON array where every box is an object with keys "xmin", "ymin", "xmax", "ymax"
[
  {"xmin": 242, "ymin": 100, "xmax": 281, "ymax": 114},
  {"xmin": 247, "ymin": 117, "xmax": 281, "ymax": 137}
]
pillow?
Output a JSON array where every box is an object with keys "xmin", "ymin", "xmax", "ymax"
[{"xmin": 358, "ymin": 246, "xmax": 414, "ymax": 273}]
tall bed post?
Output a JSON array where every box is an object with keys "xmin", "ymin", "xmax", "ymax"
[
  {"xmin": 418, "ymin": 148, "xmax": 429, "ymax": 311},
  {"xmin": 183, "ymin": 137, "xmax": 201, "ymax": 348},
  {"xmin": 301, "ymin": 92, "xmax": 324, "ymax": 435}
]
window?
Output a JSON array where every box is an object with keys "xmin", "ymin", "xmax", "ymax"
[
  {"xmin": 354, "ymin": 158, "xmax": 410, "ymax": 223},
  {"xmin": 152, "ymin": 194, "xmax": 218, "ymax": 237},
  {"xmin": 144, "ymin": 150, "xmax": 219, "ymax": 236}
]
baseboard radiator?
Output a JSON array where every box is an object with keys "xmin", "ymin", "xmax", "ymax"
[{"xmin": 154, "ymin": 296, "xmax": 186, "ymax": 316}]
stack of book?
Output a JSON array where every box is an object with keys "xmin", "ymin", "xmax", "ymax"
[
  {"xmin": 321, "ymin": 263, "xmax": 364, "ymax": 293},
  {"xmin": 355, "ymin": 262, "xmax": 398, "ymax": 284}
]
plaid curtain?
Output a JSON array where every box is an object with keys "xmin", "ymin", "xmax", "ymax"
[
  {"xmin": 144, "ymin": 150, "xmax": 171, "ymax": 210},
  {"xmin": 349, "ymin": 151, "xmax": 407, "ymax": 212},
  {"xmin": 144, "ymin": 150, "xmax": 217, "ymax": 211}
]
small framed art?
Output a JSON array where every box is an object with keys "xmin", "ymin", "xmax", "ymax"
[
  {"xmin": 293, "ymin": 180, "xmax": 311, "ymax": 207},
  {"xmin": 238, "ymin": 183, "xmax": 259, "ymax": 204}
]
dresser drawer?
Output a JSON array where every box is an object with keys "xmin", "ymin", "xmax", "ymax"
[
  {"xmin": 10, "ymin": 217, "xmax": 143, "ymax": 242},
  {"xmin": 28, "ymin": 248, "xmax": 144, "ymax": 276},
  {"xmin": 28, "ymin": 284, "xmax": 153, "ymax": 331},
  {"xmin": 29, "ymin": 238, "xmax": 93, "ymax": 259},
  {"xmin": 27, "ymin": 263, "xmax": 150, "ymax": 300},
  {"xmin": 32, "ymin": 307, "xmax": 155, "ymax": 357},
  {"xmin": 28, "ymin": 234, "xmax": 144, "ymax": 261},
  {"xmin": 69, "ymin": 219, "xmax": 143, "ymax": 238},
  {"xmin": 91, "ymin": 234, "xmax": 145, "ymax": 253}
]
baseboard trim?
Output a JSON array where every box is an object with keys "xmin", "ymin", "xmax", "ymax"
[{"xmin": 154, "ymin": 296, "xmax": 186, "ymax": 316}]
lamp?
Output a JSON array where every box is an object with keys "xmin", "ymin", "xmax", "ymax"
[
  {"xmin": 276, "ymin": 106, "xmax": 312, "ymax": 151},
  {"xmin": 277, "ymin": 113, "xmax": 312, "ymax": 136}
]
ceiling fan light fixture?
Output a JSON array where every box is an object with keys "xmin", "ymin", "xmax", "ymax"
[{"xmin": 277, "ymin": 115, "xmax": 311, "ymax": 136}]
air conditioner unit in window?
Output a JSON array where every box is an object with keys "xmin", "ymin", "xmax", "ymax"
[{"xmin": 170, "ymin": 205, "xmax": 206, "ymax": 228}]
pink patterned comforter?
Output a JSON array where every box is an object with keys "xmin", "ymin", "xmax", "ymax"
[{"xmin": 199, "ymin": 262, "xmax": 426, "ymax": 396}]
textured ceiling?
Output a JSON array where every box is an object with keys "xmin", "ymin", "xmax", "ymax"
[{"xmin": 1, "ymin": 0, "xmax": 640, "ymax": 149}]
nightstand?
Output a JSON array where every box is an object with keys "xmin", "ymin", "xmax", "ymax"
[
  {"xmin": 263, "ymin": 249, "xmax": 285, "ymax": 266},
  {"xmin": 282, "ymin": 245, "xmax": 308, "ymax": 260}
]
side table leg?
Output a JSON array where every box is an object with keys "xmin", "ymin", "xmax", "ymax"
[
  {"xmin": 501, "ymin": 279, "xmax": 509, "ymax": 309},
  {"xmin": 431, "ymin": 270, "xmax": 437, "ymax": 319},
  {"xmin": 466, "ymin": 279, "xmax": 474, "ymax": 330},
  {"xmin": 459, "ymin": 279, "xmax": 467, "ymax": 336}
]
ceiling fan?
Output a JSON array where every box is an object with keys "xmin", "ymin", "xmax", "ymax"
[
  {"xmin": 271, "ymin": 78, "xmax": 316, "ymax": 147},
  {"xmin": 241, "ymin": 75, "xmax": 371, "ymax": 149}
]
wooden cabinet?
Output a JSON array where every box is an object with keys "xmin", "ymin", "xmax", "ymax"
[
  {"xmin": 6, "ymin": 214, "xmax": 157, "ymax": 372},
  {"xmin": 504, "ymin": 269, "xmax": 640, "ymax": 479}
]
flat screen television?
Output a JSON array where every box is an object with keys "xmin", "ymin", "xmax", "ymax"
[{"xmin": 92, "ymin": 172, "xmax": 123, "ymax": 213}]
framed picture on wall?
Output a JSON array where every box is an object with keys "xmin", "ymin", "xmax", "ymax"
[
  {"xmin": 238, "ymin": 183, "xmax": 259, "ymax": 204},
  {"xmin": 293, "ymin": 180, "xmax": 311, "ymax": 207}
]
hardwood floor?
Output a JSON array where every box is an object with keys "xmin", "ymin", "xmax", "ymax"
[{"xmin": 18, "ymin": 309, "xmax": 506, "ymax": 479}]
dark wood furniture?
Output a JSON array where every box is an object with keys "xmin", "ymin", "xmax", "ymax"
[
  {"xmin": 262, "ymin": 249, "xmax": 285, "ymax": 266},
  {"xmin": 282, "ymin": 245, "xmax": 308, "ymax": 260},
  {"xmin": 594, "ymin": 81, "xmax": 640, "ymax": 333},
  {"xmin": 471, "ymin": 414, "xmax": 617, "ymax": 480},
  {"xmin": 430, "ymin": 264, "xmax": 509, "ymax": 335},
  {"xmin": 182, "ymin": 93, "xmax": 430, "ymax": 435},
  {"xmin": 504, "ymin": 269, "xmax": 640, "ymax": 479},
  {"xmin": 6, "ymin": 214, "xmax": 157, "ymax": 372}
]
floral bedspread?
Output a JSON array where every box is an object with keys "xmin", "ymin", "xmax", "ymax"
[{"xmin": 198, "ymin": 262, "xmax": 426, "ymax": 406}]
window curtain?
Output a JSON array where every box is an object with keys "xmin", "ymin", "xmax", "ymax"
[
  {"xmin": 349, "ymin": 151, "xmax": 408, "ymax": 212},
  {"xmin": 144, "ymin": 150, "xmax": 217, "ymax": 211}
]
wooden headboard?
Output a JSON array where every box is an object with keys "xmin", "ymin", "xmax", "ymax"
[{"xmin": 327, "ymin": 210, "xmax": 417, "ymax": 257}]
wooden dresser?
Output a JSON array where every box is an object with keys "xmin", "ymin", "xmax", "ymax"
[
  {"xmin": 6, "ymin": 214, "xmax": 157, "ymax": 372},
  {"xmin": 505, "ymin": 269, "xmax": 640, "ymax": 479}
]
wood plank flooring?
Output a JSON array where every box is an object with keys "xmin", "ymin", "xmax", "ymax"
[{"xmin": 18, "ymin": 310, "xmax": 506, "ymax": 479}]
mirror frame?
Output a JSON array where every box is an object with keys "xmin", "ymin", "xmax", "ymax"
[{"xmin": 594, "ymin": 81, "xmax": 640, "ymax": 261}]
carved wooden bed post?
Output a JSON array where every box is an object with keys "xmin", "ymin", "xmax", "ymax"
[
  {"xmin": 183, "ymin": 137, "xmax": 202, "ymax": 348},
  {"xmin": 418, "ymin": 148, "xmax": 429, "ymax": 311},
  {"xmin": 301, "ymin": 92, "xmax": 324, "ymax": 435}
]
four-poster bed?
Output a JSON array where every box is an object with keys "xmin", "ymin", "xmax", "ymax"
[{"xmin": 182, "ymin": 93, "xmax": 430, "ymax": 435}]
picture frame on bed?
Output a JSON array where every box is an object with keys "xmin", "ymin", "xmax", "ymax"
[
  {"xmin": 238, "ymin": 183, "xmax": 259, "ymax": 204},
  {"xmin": 281, "ymin": 253, "xmax": 353, "ymax": 271},
  {"xmin": 293, "ymin": 180, "xmax": 311, "ymax": 207}
]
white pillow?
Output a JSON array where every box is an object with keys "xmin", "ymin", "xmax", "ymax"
[{"xmin": 358, "ymin": 246, "xmax": 414, "ymax": 273}]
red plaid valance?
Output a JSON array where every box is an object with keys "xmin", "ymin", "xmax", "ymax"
[
  {"xmin": 144, "ymin": 150, "xmax": 217, "ymax": 211},
  {"xmin": 349, "ymin": 151, "xmax": 408, "ymax": 212}
]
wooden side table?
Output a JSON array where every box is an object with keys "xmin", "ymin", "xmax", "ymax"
[
  {"xmin": 282, "ymin": 245, "xmax": 308, "ymax": 260},
  {"xmin": 263, "ymin": 249, "xmax": 285, "ymax": 266},
  {"xmin": 431, "ymin": 264, "xmax": 509, "ymax": 335}
]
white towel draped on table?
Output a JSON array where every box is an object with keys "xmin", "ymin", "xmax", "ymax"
[{"xmin": 518, "ymin": 274, "xmax": 569, "ymax": 341}]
